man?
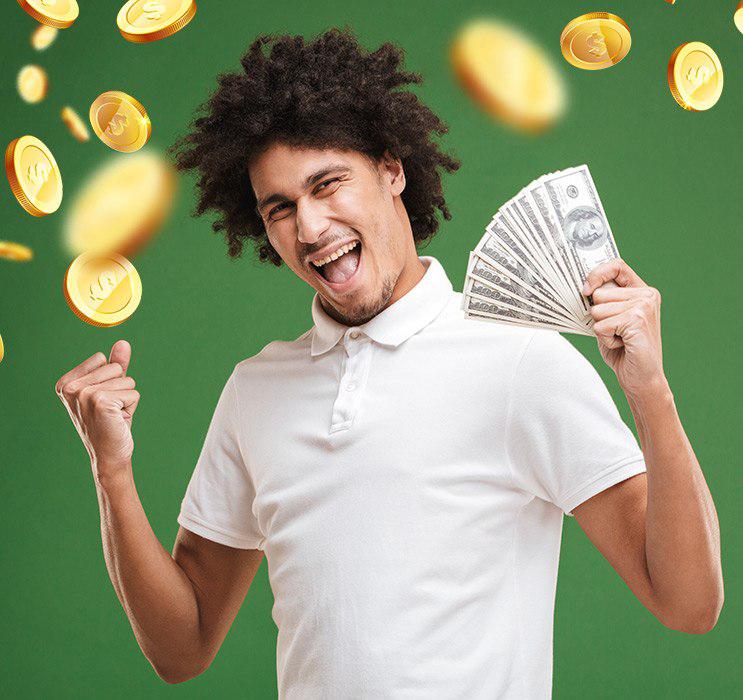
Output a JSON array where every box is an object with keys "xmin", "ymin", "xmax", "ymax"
[{"xmin": 55, "ymin": 27, "xmax": 723, "ymax": 697}]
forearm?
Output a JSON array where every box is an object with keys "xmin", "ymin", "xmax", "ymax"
[
  {"xmin": 95, "ymin": 462, "xmax": 206, "ymax": 682},
  {"xmin": 626, "ymin": 381, "xmax": 723, "ymax": 631}
]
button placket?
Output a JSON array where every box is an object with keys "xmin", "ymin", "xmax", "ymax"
[{"xmin": 330, "ymin": 334, "xmax": 370, "ymax": 432}]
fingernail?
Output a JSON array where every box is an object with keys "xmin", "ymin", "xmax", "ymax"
[{"xmin": 582, "ymin": 282, "xmax": 590, "ymax": 294}]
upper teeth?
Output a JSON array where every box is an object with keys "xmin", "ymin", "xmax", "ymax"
[{"xmin": 312, "ymin": 240, "xmax": 359, "ymax": 267}]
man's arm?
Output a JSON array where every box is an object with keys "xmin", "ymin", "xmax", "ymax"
[
  {"xmin": 97, "ymin": 463, "xmax": 264, "ymax": 683},
  {"xmin": 573, "ymin": 260, "xmax": 724, "ymax": 634}
]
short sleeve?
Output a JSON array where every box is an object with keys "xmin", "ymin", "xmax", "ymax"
[
  {"xmin": 505, "ymin": 330, "xmax": 647, "ymax": 517},
  {"xmin": 177, "ymin": 369, "xmax": 265, "ymax": 549}
]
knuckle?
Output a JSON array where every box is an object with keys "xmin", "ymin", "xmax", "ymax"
[{"xmin": 94, "ymin": 352, "xmax": 106, "ymax": 363}]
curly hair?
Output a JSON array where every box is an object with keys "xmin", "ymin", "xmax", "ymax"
[{"xmin": 170, "ymin": 26, "xmax": 461, "ymax": 266}]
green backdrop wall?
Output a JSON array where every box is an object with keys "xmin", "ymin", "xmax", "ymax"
[{"xmin": 1, "ymin": 0, "xmax": 739, "ymax": 697}]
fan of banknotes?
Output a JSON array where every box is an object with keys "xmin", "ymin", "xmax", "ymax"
[{"xmin": 461, "ymin": 164, "xmax": 620, "ymax": 336}]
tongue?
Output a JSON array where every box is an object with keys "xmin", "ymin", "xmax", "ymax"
[{"xmin": 321, "ymin": 247, "xmax": 360, "ymax": 284}]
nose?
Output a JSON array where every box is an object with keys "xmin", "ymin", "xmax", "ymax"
[{"xmin": 296, "ymin": 197, "xmax": 331, "ymax": 245}]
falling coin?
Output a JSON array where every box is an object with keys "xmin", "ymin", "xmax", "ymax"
[
  {"xmin": 17, "ymin": 0, "xmax": 79, "ymax": 29},
  {"xmin": 5, "ymin": 135, "xmax": 63, "ymax": 216},
  {"xmin": 451, "ymin": 19, "xmax": 566, "ymax": 133},
  {"xmin": 17, "ymin": 65, "xmax": 48, "ymax": 103},
  {"xmin": 63, "ymin": 251, "xmax": 142, "ymax": 327},
  {"xmin": 61, "ymin": 106, "xmax": 90, "ymax": 142},
  {"xmin": 667, "ymin": 42, "xmax": 723, "ymax": 111},
  {"xmin": 31, "ymin": 23, "xmax": 58, "ymax": 50},
  {"xmin": 0, "ymin": 241, "xmax": 34, "ymax": 261},
  {"xmin": 89, "ymin": 90, "xmax": 151, "ymax": 153},
  {"xmin": 64, "ymin": 150, "xmax": 177, "ymax": 257},
  {"xmin": 560, "ymin": 12, "xmax": 631, "ymax": 70},
  {"xmin": 0, "ymin": 334, "xmax": 4, "ymax": 364},
  {"xmin": 735, "ymin": 2, "xmax": 743, "ymax": 34},
  {"xmin": 117, "ymin": 0, "xmax": 197, "ymax": 43}
]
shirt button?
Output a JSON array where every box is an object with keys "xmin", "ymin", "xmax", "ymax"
[
  {"xmin": 346, "ymin": 381, "xmax": 357, "ymax": 391},
  {"xmin": 349, "ymin": 331, "xmax": 359, "ymax": 340}
]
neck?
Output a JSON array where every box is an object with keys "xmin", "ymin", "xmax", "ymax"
[{"xmin": 383, "ymin": 255, "xmax": 426, "ymax": 310}]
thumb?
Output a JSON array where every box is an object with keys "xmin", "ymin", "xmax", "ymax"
[{"xmin": 109, "ymin": 339, "xmax": 132, "ymax": 376}]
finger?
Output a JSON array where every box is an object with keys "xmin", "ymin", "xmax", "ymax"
[
  {"xmin": 589, "ymin": 299, "xmax": 634, "ymax": 322},
  {"xmin": 583, "ymin": 258, "xmax": 646, "ymax": 295},
  {"xmin": 114, "ymin": 389, "xmax": 140, "ymax": 419},
  {"xmin": 56, "ymin": 351, "xmax": 107, "ymax": 395},
  {"xmin": 592, "ymin": 285, "xmax": 650, "ymax": 304},
  {"xmin": 65, "ymin": 362, "xmax": 125, "ymax": 394},
  {"xmin": 84, "ymin": 376, "xmax": 136, "ymax": 393},
  {"xmin": 109, "ymin": 340, "xmax": 131, "ymax": 377}
]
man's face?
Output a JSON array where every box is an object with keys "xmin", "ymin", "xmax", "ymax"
[{"xmin": 249, "ymin": 142, "xmax": 412, "ymax": 326}]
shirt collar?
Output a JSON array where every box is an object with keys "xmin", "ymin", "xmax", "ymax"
[{"xmin": 310, "ymin": 255, "xmax": 454, "ymax": 357}]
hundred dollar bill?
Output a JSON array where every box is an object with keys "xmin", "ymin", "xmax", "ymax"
[
  {"xmin": 502, "ymin": 197, "xmax": 578, "ymax": 313},
  {"xmin": 463, "ymin": 295, "xmax": 595, "ymax": 336},
  {"xmin": 474, "ymin": 217, "xmax": 571, "ymax": 314},
  {"xmin": 541, "ymin": 165, "xmax": 620, "ymax": 291},
  {"xmin": 463, "ymin": 252, "xmax": 589, "ymax": 332}
]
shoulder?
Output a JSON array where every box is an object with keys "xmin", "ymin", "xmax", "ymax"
[{"xmin": 232, "ymin": 327, "xmax": 313, "ymax": 380}]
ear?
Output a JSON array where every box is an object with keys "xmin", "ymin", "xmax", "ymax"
[{"xmin": 379, "ymin": 150, "xmax": 406, "ymax": 197}]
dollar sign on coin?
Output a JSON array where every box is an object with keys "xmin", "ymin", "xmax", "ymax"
[
  {"xmin": 5, "ymin": 135, "xmax": 63, "ymax": 216},
  {"xmin": 586, "ymin": 32, "xmax": 608, "ymax": 57},
  {"xmin": 89, "ymin": 91, "xmax": 151, "ymax": 152},
  {"xmin": 143, "ymin": 1, "xmax": 165, "ymax": 20},
  {"xmin": 63, "ymin": 251, "xmax": 142, "ymax": 327},
  {"xmin": 117, "ymin": 0, "xmax": 197, "ymax": 43}
]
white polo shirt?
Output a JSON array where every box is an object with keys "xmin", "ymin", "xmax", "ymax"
[{"xmin": 178, "ymin": 255, "xmax": 646, "ymax": 699}]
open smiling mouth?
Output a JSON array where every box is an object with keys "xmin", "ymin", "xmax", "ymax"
[{"xmin": 311, "ymin": 240, "xmax": 362, "ymax": 286}]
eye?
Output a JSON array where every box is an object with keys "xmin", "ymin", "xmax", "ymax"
[
  {"xmin": 316, "ymin": 177, "xmax": 341, "ymax": 192},
  {"xmin": 267, "ymin": 202, "xmax": 291, "ymax": 221}
]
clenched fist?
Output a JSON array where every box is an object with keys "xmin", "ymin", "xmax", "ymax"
[{"xmin": 55, "ymin": 340, "xmax": 140, "ymax": 483}]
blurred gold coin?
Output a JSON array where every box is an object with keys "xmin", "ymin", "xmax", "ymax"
[
  {"xmin": 667, "ymin": 42, "xmax": 723, "ymax": 111},
  {"xmin": 117, "ymin": 0, "xmax": 197, "ymax": 43},
  {"xmin": 61, "ymin": 106, "xmax": 90, "ymax": 142},
  {"xmin": 5, "ymin": 135, "xmax": 63, "ymax": 216},
  {"xmin": 89, "ymin": 91, "xmax": 151, "ymax": 153},
  {"xmin": 17, "ymin": 0, "xmax": 79, "ymax": 28},
  {"xmin": 63, "ymin": 252, "xmax": 142, "ymax": 327},
  {"xmin": 31, "ymin": 23, "xmax": 58, "ymax": 50},
  {"xmin": 65, "ymin": 150, "xmax": 176, "ymax": 257},
  {"xmin": 0, "ymin": 241, "xmax": 34, "ymax": 261},
  {"xmin": 451, "ymin": 19, "xmax": 566, "ymax": 133},
  {"xmin": 560, "ymin": 12, "xmax": 631, "ymax": 70},
  {"xmin": 0, "ymin": 334, "xmax": 4, "ymax": 364},
  {"xmin": 17, "ymin": 65, "xmax": 48, "ymax": 103},
  {"xmin": 735, "ymin": 2, "xmax": 743, "ymax": 34}
]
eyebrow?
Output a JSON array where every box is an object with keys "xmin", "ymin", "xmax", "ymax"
[{"xmin": 255, "ymin": 163, "xmax": 351, "ymax": 214}]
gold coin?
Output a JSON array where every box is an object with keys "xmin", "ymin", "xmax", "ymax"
[
  {"xmin": 117, "ymin": 0, "xmax": 197, "ymax": 43},
  {"xmin": 17, "ymin": 65, "xmax": 48, "ymax": 103},
  {"xmin": 560, "ymin": 12, "xmax": 631, "ymax": 70},
  {"xmin": 65, "ymin": 151, "xmax": 177, "ymax": 257},
  {"xmin": 63, "ymin": 252, "xmax": 142, "ymax": 327},
  {"xmin": 31, "ymin": 23, "xmax": 58, "ymax": 50},
  {"xmin": 89, "ymin": 91, "xmax": 151, "ymax": 153},
  {"xmin": 667, "ymin": 42, "xmax": 723, "ymax": 111},
  {"xmin": 735, "ymin": 2, "xmax": 743, "ymax": 34},
  {"xmin": 451, "ymin": 19, "xmax": 566, "ymax": 133},
  {"xmin": 5, "ymin": 135, "xmax": 63, "ymax": 216},
  {"xmin": 0, "ymin": 241, "xmax": 34, "ymax": 261},
  {"xmin": 61, "ymin": 106, "xmax": 90, "ymax": 142},
  {"xmin": 0, "ymin": 334, "xmax": 4, "ymax": 364},
  {"xmin": 17, "ymin": 0, "xmax": 79, "ymax": 29}
]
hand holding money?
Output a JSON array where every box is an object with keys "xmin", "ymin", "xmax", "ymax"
[
  {"xmin": 584, "ymin": 259, "xmax": 667, "ymax": 400},
  {"xmin": 55, "ymin": 340, "xmax": 140, "ymax": 483}
]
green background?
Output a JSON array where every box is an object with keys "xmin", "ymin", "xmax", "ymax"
[{"xmin": 1, "ymin": 0, "xmax": 739, "ymax": 697}]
